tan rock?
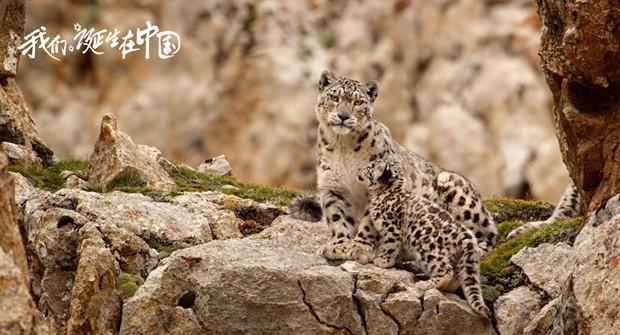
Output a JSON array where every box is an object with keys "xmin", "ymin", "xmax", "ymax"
[
  {"xmin": 494, "ymin": 286, "xmax": 542, "ymax": 335},
  {"xmin": 67, "ymin": 224, "xmax": 122, "ymax": 335},
  {"xmin": 88, "ymin": 114, "xmax": 176, "ymax": 192},
  {"xmin": 537, "ymin": 0, "xmax": 620, "ymax": 213},
  {"xmin": 0, "ymin": 153, "xmax": 49, "ymax": 334},
  {"xmin": 0, "ymin": 0, "xmax": 25, "ymax": 78}
]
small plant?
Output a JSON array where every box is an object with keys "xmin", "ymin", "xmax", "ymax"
[{"xmin": 116, "ymin": 272, "xmax": 144, "ymax": 298}]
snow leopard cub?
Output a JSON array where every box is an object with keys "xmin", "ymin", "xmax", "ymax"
[{"xmin": 356, "ymin": 159, "xmax": 490, "ymax": 318}]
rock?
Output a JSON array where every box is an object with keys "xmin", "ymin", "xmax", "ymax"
[
  {"xmin": 0, "ymin": 153, "xmax": 28, "ymax": 280},
  {"xmin": 119, "ymin": 217, "xmax": 495, "ymax": 334},
  {"xmin": 197, "ymin": 154, "xmax": 232, "ymax": 177},
  {"xmin": 562, "ymin": 197, "xmax": 620, "ymax": 334},
  {"xmin": 173, "ymin": 192, "xmax": 243, "ymax": 240},
  {"xmin": 88, "ymin": 114, "xmax": 176, "ymax": 192},
  {"xmin": 0, "ymin": 0, "xmax": 52, "ymax": 163},
  {"xmin": 537, "ymin": 0, "xmax": 620, "ymax": 214},
  {"xmin": 64, "ymin": 174, "xmax": 90, "ymax": 190},
  {"xmin": 521, "ymin": 297, "xmax": 561, "ymax": 335},
  {"xmin": 494, "ymin": 286, "xmax": 542, "ymax": 335},
  {"xmin": 66, "ymin": 224, "xmax": 122, "ymax": 335},
  {"xmin": 510, "ymin": 243, "xmax": 572, "ymax": 298},
  {"xmin": 0, "ymin": 0, "xmax": 25, "ymax": 78},
  {"xmin": 0, "ymin": 141, "xmax": 42, "ymax": 166},
  {"xmin": 0, "ymin": 249, "xmax": 50, "ymax": 335},
  {"xmin": 0, "ymin": 77, "xmax": 52, "ymax": 162},
  {"xmin": 0, "ymin": 152, "xmax": 49, "ymax": 334}
]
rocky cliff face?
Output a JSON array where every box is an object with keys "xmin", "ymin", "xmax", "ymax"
[
  {"xmin": 536, "ymin": 0, "xmax": 620, "ymax": 214},
  {"xmin": 18, "ymin": 0, "xmax": 569, "ymax": 201}
]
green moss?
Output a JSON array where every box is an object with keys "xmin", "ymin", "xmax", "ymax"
[
  {"xmin": 107, "ymin": 167, "xmax": 146, "ymax": 190},
  {"xmin": 9, "ymin": 159, "xmax": 88, "ymax": 192},
  {"xmin": 116, "ymin": 272, "xmax": 144, "ymax": 298},
  {"xmin": 484, "ymin": 198, "xmax": 554, "ymax": 223},
  {"xmin": 169, "ymin": 166, "xmax": 300, "ymax": 206},
  {"xmin": 496, "ymin": 220, "xmax": 524, "ymax": 240},
  {"xmin": 147, "ymin": 239, "xmax": 182, "ymax": 255},
  {"xmin": 481, "ymin": 217, "xmax": 582, "ymax": 280}
]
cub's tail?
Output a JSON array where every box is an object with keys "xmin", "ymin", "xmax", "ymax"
[
  {"xmin": 457, "ymin": 231, "xmax": 491, "ymax": 319},
  {"xmin": 288, "ymin": 194, "xmax": 323, "ymax": 222}
]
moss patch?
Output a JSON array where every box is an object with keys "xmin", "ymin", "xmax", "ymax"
[
  {"xmin": 169, "ymin": 166, "xmax": 300, "ymax": 206},
  {"xmin": 107, "ymin": 167, "xmax": 146, "ymax": 190},
  {"xmin": 11, "ymin": 160, "xmax": 301, "ymax": 206},
  {"xmin": 481, "ymin": 216, "xmax": 582, "ymax": 303},
  {"xmin": 484, "ymin": 198, "xmax": 554, "ymax": 223},
  {"xmin": 117, "ymin": 272, "xmax": 144, "ymax": 298},
  {"xmin": 147, "ymin": 238, "xmax": 183, "ymax": 256},
  {"xmin": 9, "ymin": 159, "xmax": 88, "ymax": 192}
]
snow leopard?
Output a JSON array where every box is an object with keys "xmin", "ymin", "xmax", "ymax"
[
  {"xmin": 356, "ymin": 158, "xmax": 490, "ymax": 318},
  {"xmin": 290, "ymin": 70, "xmax": 498, "ymax": 260}
]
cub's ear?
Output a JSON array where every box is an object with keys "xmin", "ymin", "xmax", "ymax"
[
  {"xmin": 365, "ymin": 80, "xmax": 379, "ymax": 103},
  {"xmin": 377, "ymin": 162, "xmax": 392, "ymax": 184},
  {"xmin": 319, "ymin": 70, "xmax": 337, "ymax": 92}
]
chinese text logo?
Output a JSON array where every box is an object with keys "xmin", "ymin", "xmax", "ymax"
[{"xmin": 18, "ymin": 21, "xmax": 181, "ymax": 61}]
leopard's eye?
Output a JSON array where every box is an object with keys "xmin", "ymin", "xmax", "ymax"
[
  {"xmin": 354, "ymin": 100, "xmax": 364, "ymax": 106},
  {"xmin": 329, "ymin": 94, "xmax": 339, "ymax": 102}
]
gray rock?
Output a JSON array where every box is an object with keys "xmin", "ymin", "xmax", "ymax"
[
  {"xmin": 1, "ymin": 141, "xmax": 42, "ymax": 166},
  {"xmin": 494, "ymin": 286, "xmax": 542, "ymax": 335},
  {"xmin": 511, "ymin": 243, "xmax": 572, "ymax": 297},
  {"xmin": 119, "ymin": 218, "xmax": 495, "ymax": 335},
  {"xmin": 197, "ymin": 154, "xmax": 232, "ymax": 176}
]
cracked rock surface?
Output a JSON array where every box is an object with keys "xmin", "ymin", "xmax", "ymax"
[{"xmin": 120, "ymin": 217, "xmax": 495, "ymax": 335}]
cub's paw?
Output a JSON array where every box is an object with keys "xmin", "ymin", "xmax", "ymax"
[
  {"xmin": 347, "ymin": 241, "xmax": 375, "ymax": 264},
  {"xmin": 372, "ymin": 255, "xmax": 397, "ymax": 268},
  {"xmin": 320, "ymin": 240, "xmax": 352, "ymax": 260}
]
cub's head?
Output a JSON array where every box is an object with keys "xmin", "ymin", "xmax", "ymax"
[
  {"xmin": 356, "ymin": 159, "xmax": 402, "ymax": 189},
  {"xmin": 316, "ymin": 70, "xmax": 378, "ymax": 135}
]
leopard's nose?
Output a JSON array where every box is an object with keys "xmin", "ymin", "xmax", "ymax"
[{"xmin": 338, "ymin": 113, "xmax": 350, "ymax": 121}]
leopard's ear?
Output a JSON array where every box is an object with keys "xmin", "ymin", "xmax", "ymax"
[
  {"xmin": 377, "ymin": 162, "xmax": 393, "ymax": 184},
  {"xmin": 365, "ymin": 80, "xmax": 379, "ymax": 103},
  {"xmin": 319, "ymin": 70, "xmax": 337, "ymax": 92}
]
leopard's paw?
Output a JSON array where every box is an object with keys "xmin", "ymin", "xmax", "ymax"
[
  {"xmin": 320, "ymin": 240, "xmax": 352, "ymax": 260},
  {"xmin": 347, "ymin": 241, "xmax": 375, "ymax": 264},
  {"xmin": 372, "ymin": 255, "xmax": 397, "ymax": 268}
]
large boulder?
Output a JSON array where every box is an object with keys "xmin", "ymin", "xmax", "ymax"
[
  {"xmin": 536, "ymin": 0, "xmax": 620, "ymax": 214},
  {"xmin": 0, "ymin": 152, "xmax": 49, "ymax": 334},
  {"xmin": 88, "ymin": 114, "xmax": 176, "ymax": 192},
  {"xmin": 119, "ymin": 217, "xmax": 495, "ymax": 335},
  {"xmin": 493, "ymin": 286, "xmax": 542, "ymax": 335}
]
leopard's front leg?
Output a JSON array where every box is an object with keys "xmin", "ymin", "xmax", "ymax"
[
  {"xmin": 373, "ymin": 217, "xmax": 401, "ymax": 268},
  {"xmin": 319, "ymin": 189, "xmax": 357, "ymax": 260},
  {"xmin": 347, "ymin": 211, "xmax": 378, "ymax": 264}
]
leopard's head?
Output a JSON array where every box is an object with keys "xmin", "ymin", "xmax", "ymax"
[
  {"xmin": 356, "ymin": 159, "xmax": 402, "ymax": 190},
  {"xmin": 316, "ymin": 70, "xmax": 378, "ymax": 135}
]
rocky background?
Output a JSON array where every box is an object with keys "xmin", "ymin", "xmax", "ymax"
[{"xmin": 17, "ymin": 0, "xmax": 570, "ymax": 202}]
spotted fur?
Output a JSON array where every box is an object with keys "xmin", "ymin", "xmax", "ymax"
[
  {"xmin": 507, "ymin": 182, "xmax": 582, "ymax": 239},
  {"xmin": 357, "ymin": 159, "xmax": 490, "ymax": 319},
  {"xmin": 290, "ymin": 70, "xmax": 498, "ymax": 259}
]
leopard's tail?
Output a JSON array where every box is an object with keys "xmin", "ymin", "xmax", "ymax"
[
  {"xmin": 457, "ymin": 231, "xmax": 491, "ymax": 319},
  {"xmin": 288, "ymin": 194, "xmax": 323, "ymax": 222}
]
